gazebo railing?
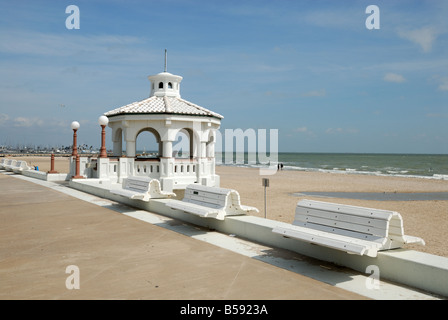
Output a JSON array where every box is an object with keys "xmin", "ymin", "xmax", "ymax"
[{"xmin": 133, "ymin": 158, "xmax": 201, "ymax": 180}]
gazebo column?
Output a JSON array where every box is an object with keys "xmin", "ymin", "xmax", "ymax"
[
  {"xmin": 113, "ymin": 138, "xmax": 122, "ymax": 157},
  {"xmin": 114, "ymin": 126, "xmax": 136, "ymax": 183},
  {"xmin": 163, "ymin": 140, "xmax": 173, "ymax": 158},
  {"xmin": 197, "ymin": 140, "xmax": 209, "ymax": 186},
  {"xmin": 126, "ymin": 140, "xmax": 136, "ymax": 158},
  {"xmin": 160, "ymin": 139, "xmax": 175, "ymax": 192},
  {"xmin": 200, "ymin": 141, "xmax": 207, "ymax": 158},
  {"xmin": 123, "ymin": 125, "xmax": 137, "ymax": 158},
  {"xmin": 158, "ymin": 138, "xmax": 163, "ymax": 157}
]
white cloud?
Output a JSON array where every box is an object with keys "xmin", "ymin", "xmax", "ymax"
[
  {"xmin": 293, "ymin": 126, "xmax": 317, "ymax": 138},
  {"xmin": 437, "ymin": 78, "xmax": 448, "ymax": 91},
  {"xmin": 294, "ymin": 127, "xmax": 308, "ymax": 133},
  {"xmin": 0, "ymin": 113, "xmax": 10, "ymax": 125},
  {"xmin": 326, "ymin": 128, "xmax": 358, "ymax": 134},
  {"xmin": 397, "ymin": 26, "xmax": 439, "ymax": 53},
  {"xmin": 0, "ymin": 113, "xmax": 70, "ymax": 129},
  {"xmin": 0, "ymin": 30, "xmax": 147, "ymax": 63},
  {"xmin": 13, "ymin": 117, "xmax": 45, "ymax": 128},
  {"xmin": 384, "ymin": 73, "xmax": 406, "ymax": 83},
  {"xmin": 326, "ymin": 128, "xmax": 343, "ymax": 134}
]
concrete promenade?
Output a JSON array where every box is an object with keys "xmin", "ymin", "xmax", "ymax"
[{"xmin": 0, "ymin": 173, "xmax": 367, "ymax": 300}]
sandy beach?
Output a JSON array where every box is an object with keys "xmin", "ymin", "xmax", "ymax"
[{"xmin": 6, "ymin": 155, "xmax": 448, "ymax": 258}]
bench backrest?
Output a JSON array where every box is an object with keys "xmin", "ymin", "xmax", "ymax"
[
  {"xmin": 17, "ymin": 161, "xmax": 31, "ymax": 170},
  {"xmin": 15, "ymin": 161, "xmax": 25, "ymax": 167},
  {"xmin": 184, "ymin": 185, "xmax": 232, "ymax": 209},
  {"xmin": 123, "ymin": 177, "xmax": 151, "ymax": 192},
  {"xmin": 294, "ymin": 199, "xmax": 396, "ymax": 241}
]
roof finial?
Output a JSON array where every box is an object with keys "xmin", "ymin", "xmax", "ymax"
[{"xmin": 164, "ymin": 49, "xmax": 167, "ymax": 72}]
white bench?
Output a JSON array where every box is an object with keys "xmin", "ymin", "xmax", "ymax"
[
  {"xmin": 166, "ymin": 184, "xmax": 259, "ymax": 220},
  {"xmin": 272, "ymin": 199, "xmax": 425, "ymax": 257},
  {"xmin": 12, "ymin": 161, "xmax": 32, "ymax": 173},
  {"xmin": 110, "ymin": 176, "xmax": 175, "ymax": 201},
  {"xmin": 4, "ymin": 159, "xmax": 17, "ymax": 172},
  {"xmin": 0, "ymin": 158, "xmax": 8, "ymax": 170}
]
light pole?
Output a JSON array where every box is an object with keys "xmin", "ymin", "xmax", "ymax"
[
  {"xmin": 70, "ymin": 121, "xmax": 83, "ymax": 179},
  {"xmin": 98, "ymin": 115, "xmax": 109, "ymax": 158},
  {"xmin": 262, "ymin": 178, "xmax": 269, "ymax": 218},
  {"xmin": 71, "ymin": 121, "xmax": 80, "ymax": 157}
]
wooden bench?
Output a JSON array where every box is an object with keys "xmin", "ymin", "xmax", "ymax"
[
  {"xmin": 12, "ymin": 161, "xmax": 32, "ymax": 173},
  {"xmin": 272, "ymin": 199, "xmax": 425, "ymax": 257},
  {"xmin": 166, "ymin": 184, "xmax": 259, "ymax": 220},
  {"xmin": 110, "ymin": 176, "xmax": 175, "ymax": 201}
]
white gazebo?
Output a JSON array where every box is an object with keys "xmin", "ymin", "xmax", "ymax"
[{"xmin": 97, "ymin": 68, "xmax": 223, "ymax": 192}]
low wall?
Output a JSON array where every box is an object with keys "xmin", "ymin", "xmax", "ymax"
[
  {"xmin": 69, "ymin": 179, "xmax": 448, "ymax": 298},
  {"xmin": 23, "ymin": 170, "xmax": 69, "ymax": 181}
]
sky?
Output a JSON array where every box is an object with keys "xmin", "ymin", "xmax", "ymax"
[{"xmin": 0, "ymin": 0, "xmax": 447, "ymax": 154}]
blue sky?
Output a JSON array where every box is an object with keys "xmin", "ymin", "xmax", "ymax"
[{"xmin": 0, "ymin": 0, "xmax": 447, "ymax": 153}]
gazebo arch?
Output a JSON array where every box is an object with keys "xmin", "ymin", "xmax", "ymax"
[
  {"xmin": 173, "ymin": 128, "xmax": 194, "ymax": 159},
  {"xmin": 136, "ymin": 127, "xmax": 162, "ymax": 157}
]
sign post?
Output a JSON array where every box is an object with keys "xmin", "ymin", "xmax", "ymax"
[{"xmin": 262, "ymin": 178, "xmax": 269, "ymax": 219}]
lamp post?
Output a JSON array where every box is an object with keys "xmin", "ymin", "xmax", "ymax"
[
  {"xmin": 98, "ymin": 115, "xmax": 109, "ymax": 158},
  {"xmin": 48, "ymin": 153, "xmax": 58, "ymax": 174},
  {"xmin": 70, "ymin": 121, "xmax": 84, "ymax": 179},
  {"xmin": 262, "ymin": 178, "xmax": 269, "ymax": 218},
  {"xmin": 71, "ymin": 121, "xmax": 80, "ymax": 157}
]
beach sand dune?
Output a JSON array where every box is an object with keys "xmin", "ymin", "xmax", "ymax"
[{"xmin": 5, "ymin": 155, "xmax": 448, "ymax": 257}]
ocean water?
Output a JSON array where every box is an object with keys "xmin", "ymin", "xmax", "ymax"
[{"xmin": 215, "ymin": 152, "xmax": 448, "ymax": 180}]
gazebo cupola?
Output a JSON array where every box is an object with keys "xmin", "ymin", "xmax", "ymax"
[
  {"xmin": 102, "ymin": 54, "xmax": 223, "ymax": 192},
  {"xmin": 148, "ymin": 72, "xmax": 182, "ymax": 98}
]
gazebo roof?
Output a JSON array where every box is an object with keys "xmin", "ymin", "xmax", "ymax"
[{"xmin": 104, "ymin": 95, "xmax": 224, "ymax": 119}]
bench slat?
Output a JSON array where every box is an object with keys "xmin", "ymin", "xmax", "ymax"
[
  {"xmin": 185, "ymin": 189, "xmax": 228, "ymax": 201},
  {"xmin": 298, "ymin": 199, "xmax": 393, "ymax": 220},
  {"xmin": 292, "ymin": 220, "xmax": 386, "ymax": 243},
  {"xmin": 185, "ymin": 188, "xmax": 228, "ymax": 199},
  {"xmin": 185, "ymin": 199, "xmax": 223, "ymax": 209},
  {"xmin": 185, "ymin": 193, "xmax": 227, "ymax": 207},
  {"xmin": 185, "ymin": 184, "xmax": 232, "ymax": 195},
  {"xmin": 294, "ymin": 214, "xmax": 388, "ymax": 238},
  {"xmin": 110, "ymin": 189, "xmax": 145, "ymax": 200},
  {"xmin": 273, "ymin": 225, "xmax": 381, "ymax": 257},
  {"xmin": 167, "ymin": 200, "xmax": 221, "ymax": 218},
  {"xmin": 296, "ymin": 206, "xmax": 389, "ymax": 229}
]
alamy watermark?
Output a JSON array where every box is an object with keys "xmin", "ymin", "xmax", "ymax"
[
  {"xmin": 365, "ymin": 5, "xmax": 380, "ymax": 30},
  {"xmin": 172, "ymin": 128, "xmax": 279, "ymax": 176},
  {"xmin": 65, "ymin": 5, "xmax": 80, "ymax": 30},
  {"xmin": 65, "ymin": 265, "xmax": 80, "ymax": 290},
  {"xmin": 65, "ymin": 5, "xmax": 379, "ymax": 31},
  {"xmin": 365, "ymin": 265, "xmax": 380, "ymax": 290}
]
